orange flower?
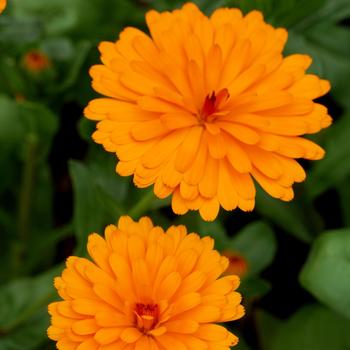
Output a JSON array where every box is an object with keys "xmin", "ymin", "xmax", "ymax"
[
  {"xmin": 48, "ymin": 216, "xmax": 244, "ymax": 349},
  {"xmin": 84, "ymin": 3, "xmax": 331, "ymax": 221},
  {"xmin": 23, "ymin": 50, "xmax": 50, "ymax": 72},
  {"xmin": 0, "ymin": 0, "xmax": 6, "ymax": 13},
  {"xmin": 222, "ymin": 251, "xmax": 248, "ymax": 277}
]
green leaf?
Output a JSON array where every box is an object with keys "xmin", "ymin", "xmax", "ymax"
[
  {"xmin": 228, "ymin": 0, "xmax": 327, "ymax": 28},
  {"xmin": 0, "ymin": 17, "xmax": 42, "ymax": 46},
  {"xmin": 255, "ymin": 189, "xmax": 312, "ymax": 242},
  {"xmin": 78, "ymin": 118, "xmax": 95, "ymax": 143},
  {"xmin": 54, "ymin": 40, "xmax": 91, "ymax": 93},
  {"xmin": 255, "ymin": 309, "xmax": 282, "ymax": 350},
  {"xmin": 307, "ymin": 114, "xmax": 350, "ymax": 198},
  {"xmin": 0, "ymin": 56, "xmax": 28, "ymax": 96},
  {"xmin": 227, "ymin": 0, "xmax": 274, "ymax": 18},
  {"xmin": 20, "ymin": 164, "xmax": 56, "ymax": 273},
  {"xmin": 177, "ymin": 217, "xmax": 276, "ymax": 279},
  {"xmin": 0, "ymin": 267, "xmax": 59, "ymax": 332},
  {"xmin": 272, "ymin": 0, "xmax": 327, "ymax": 28},
  {"xmin": 0, "ymin": 267, "xmax": 60, "ymax": 349},
  {"xmin": 69, "ymin": 160, "xmax": 112, "ymax": 250},
  {"xmin": 270, "ymin": 304, "xmax": 350, "ymax": 350},
  {"xmin": 198, "ymin": 220, "xmax": 228, "ymax": 250},
  {"xmin": 0, "ymin": 97, "xmax": 58, "ymax": 159},
  {"xmin": 0, "ymin": 309, "xmax": 49, "ymax": 350},
  {"xmin": 18, "ymin": 101, "xmax": 58, "ymax": 140},
  {"xmin": 300, "ymin": 228, "xmax": 350, "ymax": 319},
  {"xmin": 304, "ymin": 0, "xmax": 350, "ymax": 25},
  {"xmin": 239, "ymin": 277, "xmax": 271, "ymax": 299},
  {"xmin": 11, "ymin": 0, "xmax": 81, "ymax": 36},
  {"xmin": 40, "ymin": 37, "xmax": 75, "ymax": 62},
  {"xmin": 88, "ymin": 152, "xmax": 129, "ymax": 204},
  {"xmin": 286, "ymin": 22, "xmax": 350, "ymax": 107},
  {"xmin": 0, "ymin": 96, "xmax": 24, "ymax": 145},
  {"xmin": 230, "ymin": 221, "xmax": 277, "ymax": 276}
]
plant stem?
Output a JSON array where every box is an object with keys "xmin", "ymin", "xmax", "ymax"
[
  {"xmin": 17, "ymin": 134, "xmax": 38, "ymax": 249},
  {"xmin": 129, "ymin": 189, "xmax": 155, "ymax": 219}
]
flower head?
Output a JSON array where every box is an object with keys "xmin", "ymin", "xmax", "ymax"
[
  {"xmin": 23, "ymin": 50, "xmax": 50, "ymax": 72},
  {"xmin": 48, "ymin": 216, "xmax": 244, "ymax": 349},
  {"xmin": 222, "ymin": 251, "xmax": 248, "ymax": 277},
  {"xmin": 84, "ymin": 3, "xmax": 332, "ymax": 221},
  {"xmin": 0, "ymin": 0, "xmax": 6, "ymax": 13}
]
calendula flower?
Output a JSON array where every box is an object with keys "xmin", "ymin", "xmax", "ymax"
[
  {"xmin": 23, "ymin": 50, "xmax": 51, "ymax": 72},
  {"xmin": 84, "ymin": 3, "xmax": 331, "ymax": 221},
  {"xmin": 0, "ymin": 0, "xmax": 6, "ymax": 13},
  {"xmin": 222, "ymin": 251, "xmax": 248, "ymax": 277},
  {"xmin": 48, "ymin": 216, "xmax": 244, "ymax": 349}
]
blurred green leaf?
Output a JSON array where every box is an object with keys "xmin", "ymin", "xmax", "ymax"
[
  {"xmin": 54, "ymin": 40, "xmax": 91, "ymax": 93},
  {"xmin": 88, "ymin": 152, "xmax": 129, "ymax": 204},
  {"xmin": 300, "ymin": 228, "xmax": 350, "ymax": 319},
  {"xmin": 307, "ymin": 114, "xmax": 350, "ymax": 198},
  {"xmin": 275, "ymin": 0, "xmax": 327, "ymax": 28},
  {"xmin": 285, "ymin": 21, "xmax": 350, "ymax": 108},
  {"xmin": 270, "ymin": 304, "xmax": 350, "ymax": 350},
  {"xmin": 27, "ymin": 223, "xmax": 72, "ymax": 273},
  {"xmin": 0, "ymin": 17, "xmax": 42, "ymax": 46},
  {"xmin": 240, "ymin": 277, "xmax": 271, "ymax": 299},
  {"xmin": 17, "ymin": 100, "xmax": 58, "ymax": 160},
  {"xmin": 69, "ymin": 160, "xmax": 113, "ymax": 250},
  {"xmin": 40, "ymin": 38, "xmax": 75, "ymax": 62},
  {"xmin": 255, "ymin": 190, "xmax": 312, "ymax": 242},
  {"xmin": 19, "ymin": 164, "xmax": 56, "ymax": 273},
  {"xmin": 228, "ymin": 0, "xmax": 275, "ymax": 18},
  {"xmin": 198, "ymin": 220, "xmax": 228, "ymax": 250},
  {"xmin": 0, "ymin": 95, "xmax": 24, "ymax": 145},
  {"xmin": 0, "ymin": 57, "xmax": 27, "ymax": 96},
  {"xmin": 255, "ymin": 309, "xmax": 282, "ymax": 350},
  {"xmin": 0, "ymin": 309, "xmax": 49, "ymax": 350},
  {"xmin": 178, "ymin": 216, "xmax": 276, "ymax": 279},
  {"xmin": 11, "ymin": 0, "xmax": 144, "ymax": 41},
  {"xmin": 315, "ymin": 0, "xmax": 350, "ymax": 22},
  {"xmin": 0, "ymin": 97, "xmax": 58, "ymax": 157},
  {"xmin": 0, "ymin": 267, "xmax": 59, "ymax": 349},
  {"xmin": 0, "ymin": 266, "xmax": 58, "ymax": 332},
  {"xmin": 230, "ymin": 221, "xmax": 276, "ymax": 276},
  {"xmin": 78, "ymin": 118, "xmax": 95, "ymax": 143},
  {"xmin": 229, "ymin": 0, "xmax": 327, "ymax": 27},
  {"xmin": 11, "ymin": 0, "xmax": 82, "ymax": 36}
]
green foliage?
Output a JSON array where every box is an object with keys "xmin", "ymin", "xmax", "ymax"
[
  {"xmin": 0, "ymin": 267, "xmax": 60, "ymax": 349},
  {"xmin": 255, "ymin": 188, "xmax": 316, "ymax": 242},
  {"xmin": 307, "ymin": 114, "xmax": 350, "ymax": 197},
  {"xmin": 229, "ymin": 221, "xmax": 276, "ymax": 276},
  {"xmin": 267, "ymin": 305, "xmax": 350, "ymax": 350},
  {"xmin": 0, "ymin": 0, "xmax": 350, "ymax": 349},
  {"xmin": 300, "ymin": 228, "xmax": 350, "ymax": 319},
  {"xmin": 257, "ymin": 305, "xmax": 350, "ymax": 350},
  {"xmin": 69, "ymin": 151, "xmax": 169, "ymax": 252},
  {"xmin": 255, "ymin": 309, "xmax": 282, "ymax": 350}
]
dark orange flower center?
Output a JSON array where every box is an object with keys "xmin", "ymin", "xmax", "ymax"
[
  {"xmin": 134, "ymin": 303, "xmax": 159, "ymax": 332},
  {"xmin": 200, "ymin": 88, "xmax": 229, "ymax": 122}
]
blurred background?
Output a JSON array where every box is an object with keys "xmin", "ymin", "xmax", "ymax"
[{"xmin": 1, "ymin": 0, "xmax": 350, "ymax": 349}]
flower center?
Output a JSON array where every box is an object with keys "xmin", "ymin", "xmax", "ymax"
[
  {"xmin": 200, "ymin": 88, "xmax": 229, "ymax": 122},
  {"xmin": 134, "ymin": 303, "xmax": 159, "ymax": 333}
]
